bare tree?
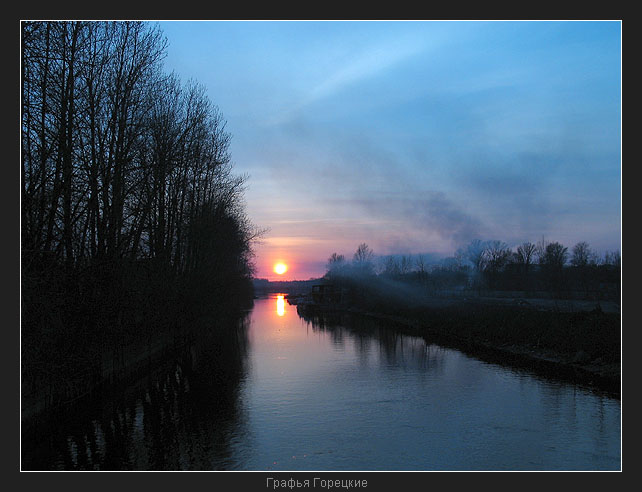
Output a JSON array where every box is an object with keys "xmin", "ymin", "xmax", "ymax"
[
  {"xmin": 482, "ymin": 240, "xmax": 511, "ymax": 289},
  {"xmin": 571, "ymin": 242, "xmax": 593, "ymax": 267},
  {"xmin": 515, "ymin": 242, "xmax": 536, "ymax": 271},
  {"xmin": 603, "ymin": 250, "xmax": 621, "ymax": 267},
  {"xmin": 327, "ymin": 252, "xmax": 345, "ymax": 266},
  {"xmin": 21, "ymin": 21, "xmax": 261, "ymax": 405},
  {"xmin": 382, "ymin": 255, "xmax": 400, "ymax": 277},
  {"xmin": 483, "ymin": 241, "xmax": 511, "ymax": 268},
  {"xmin": 326, "ymin": 252, "xmax": 346, "ymax": 279},
  {"xmin": 458, "ymin": 239, "xmax": 487, "ymax": 272},
  {"xmin": 540, "ymin": 241, "xmax": 568, "ymax": 294},
  {"xmin": 400, "ymin": 255, "xmax": 413, "ymax": 275},
  {"xmin": 353, "ymin": 243, "xmax": 375, "ymax": 276},
  {"xmin": 353, "ymin": 243, "xmax": 374, "ymax": 263},
  {"xmin": 542, "ymin": 242, "xmax": 568, "ymax": 269},
  {"xmin": 535, "ymin": 236, "xmax": 549, "ymax": 264},
  {"xmin": 415, "ymin": 254, "xmax": 428, "ymax": 285}
]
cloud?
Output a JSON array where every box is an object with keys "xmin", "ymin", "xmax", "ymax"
[
  {"xmin": 351, "ymin": 190, "xmax": 483, "ymax": 251},
  {"xmin": 264, "ymin": 37, "xmax": 428, "ymax": 127}
]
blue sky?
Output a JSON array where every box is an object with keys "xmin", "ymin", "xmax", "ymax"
[{"xmin": 158, "ymin": 21, "xmax": 621, "ymax": 280}]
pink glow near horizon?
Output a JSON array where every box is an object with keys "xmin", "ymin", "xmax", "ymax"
[{"xmin": 252, "ymin": 241, "xmax": 329, "ymax": 281}]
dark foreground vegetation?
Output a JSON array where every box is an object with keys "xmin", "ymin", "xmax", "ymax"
[
  {"xmin": 21, "ymin": 21, "xmax": 259, "ymax": 420},
  {"xmin": 297, "ymin": 242, "xmax": 621, "ymax": 395}
]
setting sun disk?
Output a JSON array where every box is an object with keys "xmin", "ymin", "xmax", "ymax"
[{"xmin": 274, "ymin": 263, "xmax": 288, "ymax": 275}]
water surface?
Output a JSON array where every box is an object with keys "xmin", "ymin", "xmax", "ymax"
[{"xmin": 22, "ymin": 294, "xmax": 621, "ymax": 470}]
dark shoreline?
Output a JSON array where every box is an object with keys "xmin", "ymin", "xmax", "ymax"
[
  {"xmin": 21, "ymin": 309, "xmax": 251, "ymax": 470},
  {"xmin": 296, "ymin": 301, "xmax": 621, "ymax": 399},
  {"xmin": 21, "ymin": 303, "xmax": 253, "ymax": 431}
]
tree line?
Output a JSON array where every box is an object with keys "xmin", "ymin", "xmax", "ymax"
[
  {"xmin": 325, "ymin": 238, "xmax": 620, "ymax": 301},
  {"xmin": 21, "ymin": 21, "xmax": 260, "ymax": 407}
]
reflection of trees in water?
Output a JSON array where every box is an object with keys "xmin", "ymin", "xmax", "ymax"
[
  {"xmin": 300, "ymin": 311, "xmax": 446, "ymax": 374},
  {"xmin": 22, "ymin": 314, "xmax": 251, "ymax": 470},
  {"xmin": 531, "ymin": 377, "xmax": 620, "ymax": 465}
]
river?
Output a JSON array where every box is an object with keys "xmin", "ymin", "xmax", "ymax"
[{"xmin": 21, "ymin": 294, "xmax": 621, "ymax": 471}]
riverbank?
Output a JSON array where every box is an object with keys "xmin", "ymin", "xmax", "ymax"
[
  {"xmin": 21, "ymin": 310, "xmax": 251, "ymax": 470},
  {"xmin": 21, "ymin": 300, "xmax": 253, "ymax": 429},
  {"xmin": 296, "ymin": 298, "xmax": 621, "ymax": 398}
]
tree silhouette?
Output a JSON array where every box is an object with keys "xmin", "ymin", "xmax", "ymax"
[
  {"xmin": 540, "ymin": 242, "xmax": 568, "ymax": 292},
  {"xmin": 352, "ymin": 243, "xmax": 375, "ymax": 276},
  {"xmin": 21, "ymin": 21, "xmax": 261, "ymax": 409},
  {"xmin": 326, "ymin": 252, "xmax": 347, "ymax": 280},
  {"xmin": 571, "ymin": 241, "xmax": 593, "ymax": 267}
]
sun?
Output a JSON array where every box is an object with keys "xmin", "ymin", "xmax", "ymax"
[{"xmin": 273, "ymin": 262, "xmax": 288, "ymax": 275}]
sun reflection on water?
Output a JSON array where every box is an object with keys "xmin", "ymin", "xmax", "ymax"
[{"xmin": 276, "ymin": 295, "xmax": 286, "ymax": 317}]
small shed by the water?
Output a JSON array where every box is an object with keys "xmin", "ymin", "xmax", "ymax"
[{"xmin": 310, "ymin": 283, "xmax": 342, "ymax": 304}]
